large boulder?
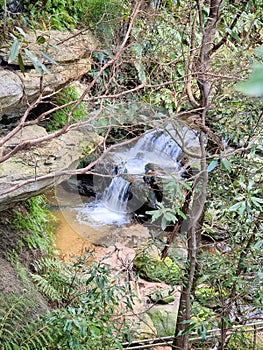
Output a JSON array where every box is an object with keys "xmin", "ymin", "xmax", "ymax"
[
  {"xmin": 0, "ymin": 30, "xmax": 97, "ymax": 117},
  {"xmin": 0, "ymin": 125, "xmax": 102, "ymax": 211}
]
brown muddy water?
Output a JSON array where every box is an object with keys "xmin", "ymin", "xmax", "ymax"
[{"xmin": 46, "ymin": 185, "xmax": 150, "ymax": 262}]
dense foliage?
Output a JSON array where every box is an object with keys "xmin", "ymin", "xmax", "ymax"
[
  {"xmin": 0, "ymin": 0, "xmax": 263, "ymax": 349},
  {"xmin": 0, "ymin": 197, "xmax": 133, "ymax": 349}
]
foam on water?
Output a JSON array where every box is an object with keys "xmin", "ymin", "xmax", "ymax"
[{"xmin": 77, "ymin": 200, "xmax": 130, "ymax": 227}]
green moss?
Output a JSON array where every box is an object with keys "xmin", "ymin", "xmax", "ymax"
[
  {"xmin": 133, "ymin": 244, "xmax": 181, "ymax": 285},
  {"xmin": 47, "ymin": 85, "xmax": 87, "ymax": 132},
  {"xmin": 147, "ymin": 305, "xmax": 177, "ymax": 337}
]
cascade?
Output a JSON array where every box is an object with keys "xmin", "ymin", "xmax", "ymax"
[
  {"xmin": 76, "ymin": 126, "xmax": 198, "ymax": 227},
  {"xmin": 102, "ymin": 176, "xmax": 131, "ymax": 213}
]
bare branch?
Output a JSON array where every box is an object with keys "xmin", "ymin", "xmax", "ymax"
[{"xmin": 210, "ymin": 0, "xmax": 250, "ymax": 55}]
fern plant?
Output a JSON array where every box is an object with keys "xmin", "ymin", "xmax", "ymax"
[
  {"xmin": 12, "ymin": 196, "xmax": 55, "ymax": 255},
  {"xmin": 1, "ymin": 256, "xmax": 133, "ymax": 349},
  {"xmin": 0, "ymin": 296, "xmax": 53, "ymax": 350},
  {"xmin": 31, "ymin": 257, "xmax": 82, "ymax": 304}
]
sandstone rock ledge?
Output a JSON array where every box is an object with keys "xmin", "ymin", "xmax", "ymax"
[
  {"xmin": 0, "ymin": 125, "xmax": 102, "ymax": 211},
  {"xmin": 0, "ymin": 29, "xmax": 97, "ymax": 117}
]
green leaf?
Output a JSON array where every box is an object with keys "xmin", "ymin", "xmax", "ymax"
[
  {"xmin": 250, "ymin": 196, "xmax": 263, "ymax": 208},
  {"xmin": 236, "ymin": 64, "xmax": 263, "ymax": 97},
  {"xmin": 146, "ymin": 209, "xmax": 161, "ymax": 222},
  {"xmin": 207, "ymin": 159, "xmax": 218, "ymax": 172},
  {"xmin": 40, "ymin": 51, "xmax": 58, "ymax": 65},
  {"xmin": 226, "ymin": 28, "xmax": 240, "ymax": 42},
  {"xmin": 18, "ymin": 53, "xmax": 25, "ymax": 74},
  {"xmin": 220, "ymin": 158, "xmax": 232, "ymax": 172},
  {"xmin": 161, "ymin": 216, "xmax": 167, "ymax": 230},
  {"xmin": 251, "ymin": 196, "xmax": 263, "ymax": 204},
  {"xmin": 164, "ymin": 211, "xmax": 177, "ymax": 222},
  {"xmin": 24, "ymin": 48, "xmax": 51, "ymax": 75},
  {"xmin": 15, "ymin": 26, "xmax": 28, "ymax": 38},
  {"xmin": 197, "ymin": 275, "xmax": 209, "ymax": 284},
  {"xmin": 229, "ymin": 202, "xmax": 242, "ymax": 212},
  {"xmin": 238, "ymin": 201, "xmax": 246, "ymax": 216},
  {"xmin": 8, "ymin": 39, "xmax": 20, "ymax": 63},
  {"xmin": 253, "ymin": 240, "xmax": 263, "ymax": 249},
  {"xmin": 177, "ymin": 209, "xmax": 186, "ymax": 219},
  {"xmin": 177, "ymin": 64, "xmax": 185, "ymax": 76},
  {"xmin": 134, "ymin": 61, "xmax": 147, "ymax": 83},
  {"xmin": 181, "ymin": 182, "xmax": 192, "ymax": 191}
]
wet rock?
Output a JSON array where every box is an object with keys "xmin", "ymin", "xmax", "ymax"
[{"xmin": 91, "ymin": 225, "xmax": 150, "ymax": 248}]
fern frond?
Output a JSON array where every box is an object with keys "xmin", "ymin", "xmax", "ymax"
[
  {"xmin": 31, "ymin": 274, "xmax": 62, "ymax": 302},
  {"xmin": 32, "ymin": 256, "xmax": 62, "ymax": 273},
  {"xmin": 20, "ymin": 323, "xmax": 50, "ymax": 349},
  {"xmin": 0, "ymin": 300, "xmax": 24, "ymax": 340},
  {"xmin": 0, "ymin": 297, "xmax": 53, "ymax": 350}
]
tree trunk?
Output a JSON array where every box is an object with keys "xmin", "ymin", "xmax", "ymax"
[
  {"xmin": 173, "ymin": 2, "xmax": 222, "ymax": 348},
  {"xmin": 173, "ymin": 136, "xmax": 208, "ymax": 349}
]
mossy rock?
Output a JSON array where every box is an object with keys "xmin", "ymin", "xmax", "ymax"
[
  {"xmin": 148, "ymin": 287, "xmax": 175, "ymax": 304},
  {"xmin": 147, "ymin": 303, "xmax": 179, "ymax": 337},
  {"xmin": 136, "ymin": 313, "xmax": 157, "ymax": 340},
  {"xmin": 133, "ymin": 243, "xmax": 181, "ymax": 285},
  {"xmin": 127, "ymin": 312, "xmax": 157, "ymax": 341},
  {"xmin": 167, "ymin": 244, "xmax": 187, "ymax": 266}
]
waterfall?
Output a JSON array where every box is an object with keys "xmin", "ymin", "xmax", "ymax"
[
  {"xmin": 132, "ymin": 129, "xmax": 182, "ymax": 160},
  {"xmin": 102, "ymin": 177, "xmax": 131, "ymax": 213},
  {"xmin": 115, "ymin": 129, "xmax": 183, "ymax": 175},
  {"xmin": 77, "ymin": 176, "xmax": 131, "ymax": 227},
  {"xmin": 76, "ymin": 126, "xmax": 198, "ymax": 227}
]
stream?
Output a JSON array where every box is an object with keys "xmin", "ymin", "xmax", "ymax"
[{"xmin": 50, "ymin": 125, "xmax": 198, "ymax": 254}]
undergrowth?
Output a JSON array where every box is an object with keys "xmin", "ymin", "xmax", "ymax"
[
  {"xmin": 21, "ymin": 0, "xmax": 127, "ymax": 34},
  {"xmin": 0, "ymin": 195, "xmax": 133, "ymax": 349},
  {"xmin": 12, "ymin": 195, "xmax": 55, "ymax": 255},
  {"xmin": 0, "ymin": 255, "xmax": 133, "ymax": 349}
]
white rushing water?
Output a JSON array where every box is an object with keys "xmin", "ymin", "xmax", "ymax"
[
  {"xmin": 76, "ymin": 177, "xmax": 131, "ymax": 227},
  {"xmin": 76, "ymin": 127, "xmax": 197, "ymax": 227}
]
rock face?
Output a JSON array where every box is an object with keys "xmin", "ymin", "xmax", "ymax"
[
  {"xmin": 0, "ymin": 125, "xmax": 102, "ymax": 211},
  {"xmin": 0, "ymin": 30, "xmax": 97, "ymax": 117}
]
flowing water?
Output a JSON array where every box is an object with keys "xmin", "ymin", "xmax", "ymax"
[
  {"xmin": 53, "ymin": 125, "xmax": 198, "ymax": 237},
  {"xmin": 74, "ymin": 126, "xmax": 198, "ymax": 227},
  {"xmin": 76, "ymin": 177, "xmax": 131, "ymax": 227}
]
